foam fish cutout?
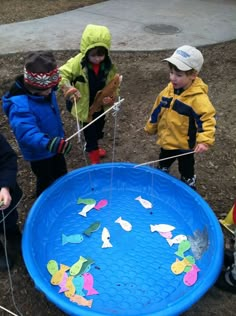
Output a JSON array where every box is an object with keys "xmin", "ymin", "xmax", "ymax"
[
  {"xmin": 51, "ymin": 264, "xmax": 70, "ymax": 285},
  {"xmin": 135, "ymin": 196, "xmax": 152, "ymax": 209},
  {"xmin": 73, "ymin": 275, "xmax": 85, "ymax": 296},
  {"xmin": 183, "ymin": 264, "xmax": 200, "ymax": 286},
  {"xmin": 70, "ymin": 256, "xmax": 88, "ymax": 276},
  {"xmin": 188, "ymin": 227, "xmax": 209, "ymax": 260},
  {"xmin": 94, "ymin": 199, "xmax": 108, "ymax": 210},
  {"xmin": 77, "ymin": 198, "xmax": 96, "ymax": 205},
  {"xmin": 83, "ymin": 221, "xmax": 101, "ymax": 237},
  {"xmin": 101, "ymin": 227, "xmax": 112, "ymax": 248},
  {"xmin": 62, "ymin": 233, "xmax": 83, "ymax": 245},
  {"xmin": 83, "ymin": 272, "xmax": 99, "ymax": 295},
  {"xmin": 159, "ymin": 231, "xmax": 172, "ymax": 239},
  {"xmin": 47, "ymin": 259, "xmax": 59, "ymax": 276},
  {"xmin": 167, "ymin": 234, "xmax": 187, "ymax": 246},
  {"xmin": 64, "ymin": 276, "xmax": 76, "ymax": 298},
  {"xmin": 58, "ymin": 271, "xmax": 69, "ymax": 293},
  {"xmin": 78, "ymin": 203, "xmax": 96, "ymax": 217},
  {"xmin": 184, "ymin": 255, "xmax": 196, "ymax": 272},
  {"xmin": 150, "ymin": 224, "xmax": 175, "ymax": 233},
  {"xmin": 70, "ymin": 294, "xmax": 93, "ymax": 308},
  {"xmin": 115, "ymin": 216, "xmax": 132, "ymax": 231},
  {"xmin": 171, "ymin": 257, "xmax": 192, "ymax": 275},
  {"xmin": 79, "ymin": 257, "xmax": 95, "ymax": 275},
  {"xmin": 175, "ymin": 240, "xmax": 191, "ymax": 258},
  {"xmin": 88, "ymin": 74, "xmax": 122, "ymax": 120}
]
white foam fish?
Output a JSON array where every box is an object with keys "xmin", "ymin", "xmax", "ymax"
[
  {"xmin": 78, "ymin": 203, "xmax": 96, "ymax": 217},
  {"xmin": 166, "ymin": 234, "xmax": 187, "ymax": 246},
  {"xmin": 150, "ymin": 224, "xmax": 175, "ymax": 233},
  {"xmin": 115, "ymin": 216, "xmax": 132, "ymax": 232},
  {"xmin": 101, "ymin": 227, "xmax": 112, "ymax": 248},
  {"xmin": 135, "ymin": 196, "xmax": 152, "ymax": 209}
]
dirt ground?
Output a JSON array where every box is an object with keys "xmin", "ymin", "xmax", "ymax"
[{"xmin": 0, "ymin": 1, "xmax": 236, "ymax": 316}]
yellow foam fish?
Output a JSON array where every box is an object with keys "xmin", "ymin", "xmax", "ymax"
[
  {"xmin": 64, "ymin": 276, "xmax": 76, "ymax": 298},
  {"xmin": 171, "ymin": 257, "xmax": 192, "ymax": 275},
  {"xmin": 51, "ymin": 264, "xmax": 70, "ymax": 285},
  {"xmin": 70, "ymin": 256, "xmax": 87, "ymax": 276}
]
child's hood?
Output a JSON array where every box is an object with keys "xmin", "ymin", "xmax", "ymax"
[{"xmin": 80, "ymin": 24, "xmax": 111, "ymax": 57}]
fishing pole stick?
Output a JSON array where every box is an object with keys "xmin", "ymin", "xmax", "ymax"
[
  {"xmin": 66, "ymin": 98, "xmax": 125, "ymax": 142},
  {"xmin": 134, "ymin": 150, "xmax": 196, "ymax": 168}
]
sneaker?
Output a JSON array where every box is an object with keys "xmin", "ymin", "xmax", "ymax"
[
  {"xmin": 215, "ymin": 265, "xmax": 236, "ymax": 294},
  {"xmin": 181, "ymin": 175, "xmax": 197, "ymax": 190},
  {"xmin": 98, "ymin": 148, "xmax": 106, "ymax": 158}
]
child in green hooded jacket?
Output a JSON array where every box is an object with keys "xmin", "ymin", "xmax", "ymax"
[{"xmin": 59, "ymin": 24, "xmax": 118, "ymax": 164}]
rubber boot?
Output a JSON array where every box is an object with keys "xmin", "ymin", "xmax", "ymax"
[
  {"xmin": 88, "ymin": 150, "xmax": 100, "ymax": 164},
  {"xmin": 98, "ymin": 148, "xmax": 106, "ymax": 158}
]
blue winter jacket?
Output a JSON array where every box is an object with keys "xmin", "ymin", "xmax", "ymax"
[{"xmin": 2, "ymin": 75, "xmax": 65, "ymax": 161}]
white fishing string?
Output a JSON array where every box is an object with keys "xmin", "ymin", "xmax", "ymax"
[
  {"xmin": 109, "ymin": 97, "xmax": 122, "ymax": 203},
  {"xmin": 134, "ymin": 150, "xmax": 196, "ymax": 168},
  {"xmin": 1, "ymin": 209, "xmax": 23, "ymax": 316},
  {"xmin": 66, "ymin": 99, "xmax": 125, "ymax": 142}
]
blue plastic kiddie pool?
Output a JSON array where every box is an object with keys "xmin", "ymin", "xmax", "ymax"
[{"xmin": 22, "ymin": 162, "xmax": 223, "ymax": 316}]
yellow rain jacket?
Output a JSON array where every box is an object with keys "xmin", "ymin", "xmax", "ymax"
[
  {"xmin": 59, "ymin": 24, "xmax": 117, "ymax": 122},
  {"xmin": 145, "ymin": 77, "xmax": 216, "ymax": 150}
]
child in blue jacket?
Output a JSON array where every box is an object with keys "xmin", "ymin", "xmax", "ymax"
[{"xmin": 2, "ymin": 51, "xmax": 71, "ymax": 197}]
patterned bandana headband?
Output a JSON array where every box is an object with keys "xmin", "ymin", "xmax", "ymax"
[{"xmin": 24, "ymin": 66, "xmax": 61, "ymax": 89}]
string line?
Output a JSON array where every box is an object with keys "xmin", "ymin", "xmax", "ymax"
[
  {"xmin": 134, "ymin": 150, "xmax": 195, "ymax": 168},
  {"xmin": 66, "ymin": 98, "xmax": 125, "ymax": 142}
]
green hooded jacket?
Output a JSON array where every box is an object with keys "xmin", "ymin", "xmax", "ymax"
[{"xmin": 59, "ymin": 24, "xmax": 117, "ymax": 122}]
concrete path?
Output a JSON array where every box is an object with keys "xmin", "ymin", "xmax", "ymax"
[{"xmin": 0, "ymin": 0, "xmax": 236, "ymax": 54}]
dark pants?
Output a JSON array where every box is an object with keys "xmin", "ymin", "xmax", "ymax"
[
  {"xmin": 31, "ymin": 154, "xmax": 67, "ymax": 197},
  {"xmin": 82, "ymin": 110, "xmax": 105, "ymax": 152},
  {"xmin": 159, "ymin": 148, "xmax": 195, "ymax": 179}
]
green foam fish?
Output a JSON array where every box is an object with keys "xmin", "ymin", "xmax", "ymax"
[
  {"xmin": 83, "ymin": 221, "xmax": 101, "ymax": 237},
  {"xmin": 77, "ymin": 198, "xmax": 96, "ymax": 205}
]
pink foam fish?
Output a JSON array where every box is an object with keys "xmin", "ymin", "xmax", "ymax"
[
  {"xmin": 183, "ymin": 264, "xmax": 200, "ymax": 286},
  {"xmin": 159, "ymin": 231, "xmax": 172, "ymax": 239},
  {"xmin": 135, "ymin": 196, "xmax": 152, "ymax": 209},
  {"xmin": 94, "ymin": 199, "xmax": 108, "ymax": 210},
  {"xmin": 101, "ymin": 227, "xmax": 112, "ymax": 248},
  {"xmin": 58, "ymin": 271, "xmax": 69, "ymax": 293},
  {"xmin": 83, "ymin": 272, "xmax": 99, "ymax": 295},
  {"xmin": 167, "ymin": 234, "xmax": 187, "ymax": 246}
]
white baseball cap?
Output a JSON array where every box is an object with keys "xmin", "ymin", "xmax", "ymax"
[{"xmin": 163, "ymin": 45, "xmax": 204, "ymax": 72}]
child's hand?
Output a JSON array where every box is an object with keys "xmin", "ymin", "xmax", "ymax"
[
  {"xmin": 62, "ymin": 85, "xmax": 81, "ymax": 101},
  {"xmin": 103, "ymin": 96, "xmax": 114, "ymax": 106},
  {"xmin": 0, "ymin": 187, "xmax": 12, "ymax": 210},
  {"xmin": 194, "ymin": 143, "xmax": 209, "ymax": 153},
  {"xmin": 47, "ymin": 137, "xmax": 72, "ymax": 155}
]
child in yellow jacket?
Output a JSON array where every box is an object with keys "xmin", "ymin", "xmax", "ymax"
[{"xmin": 145, "ymin": 45, "xmax": 216, "ymax": 190}]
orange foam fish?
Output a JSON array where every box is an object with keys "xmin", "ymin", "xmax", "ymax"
[
  {"xmin": 88, "ymin": 74, "xmax": 122, "ymax": 120},
  {"xmin": 64, "ymin": 276, "xmax": 76, "ymax": 298},
  {"xmin": 70, "ymin": 294, "xmax": 93, "ymax": 308},
  {"xmin": 51, "ymin": 264, "xmax": 70, "ymax": 285}
]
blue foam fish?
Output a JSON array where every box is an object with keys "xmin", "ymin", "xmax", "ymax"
[{"xmin": 62, "ymin": 233, "xmax": 84, "ymax": 245}]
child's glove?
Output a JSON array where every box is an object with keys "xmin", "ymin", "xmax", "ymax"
[{"xmin": 47, "ymin": 137, "xmax": 72, "ymax": 155}]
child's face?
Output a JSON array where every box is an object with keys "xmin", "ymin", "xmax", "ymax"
[
  {"xmin": 87, "ymin": 48, "xmax": 105, "ymax": 64},
  {"xmin": 169, "ymin": 68, "xmax": 197, "ymax": 90}
]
